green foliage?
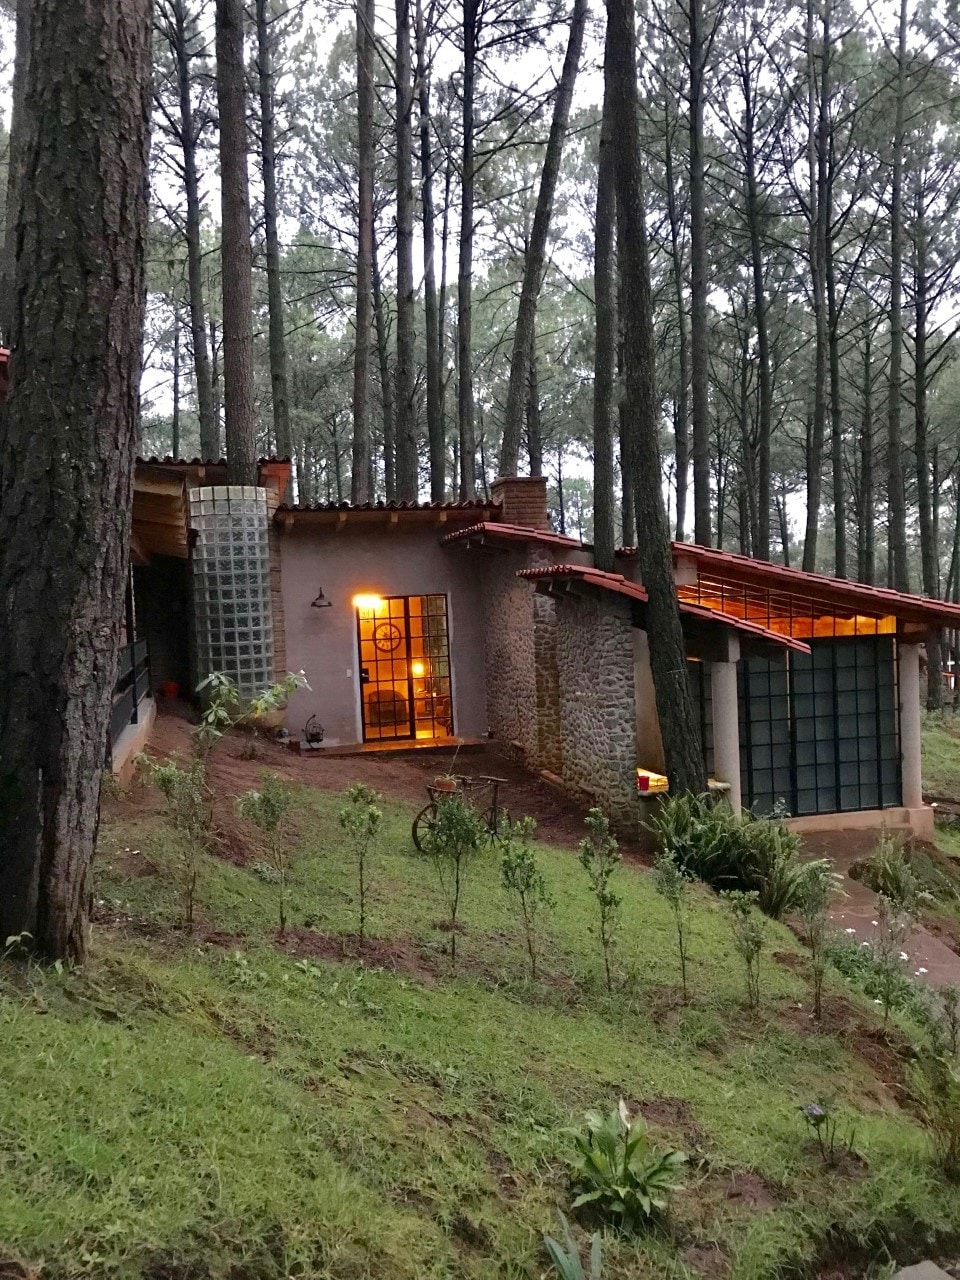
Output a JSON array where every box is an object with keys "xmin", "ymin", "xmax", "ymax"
[
  {"xmin": 795, "ymin": 862, "xmax": 843, "ymax": 1021},
  {"xmin": 866, "ymin": 894, "xmax": 916, "ymax": 1027},
  {"xmin": 567, "ymin": 1100, "xmax": 686, "ymax": 1231},
  {"xmin": 338, "ymin": 783, "xmax": 384, "ymax": 941},
  {"xmin": 913, "ymin": 1054, "xmax": 960, "ymax": 1179},
  {"xmin": 543, "ymin": 1212, "xmax": 603, "ymax": 1279},
  {"xmin": 196, "ymin": 670, "xmax": 309, "ymax": 757},
  {"xmin": 799, "ymin": 1098, "xmax": 857, "ymax": 1168},
  {"xmin": 420, "ymin": 792, "xmax": 487, "ymax": 968},
  {"xmin": 854, "ymin": 830, "xmax": 924, "ymax": 912},
  {"xmin": 499, "ymin": 816, "xmax": 554, "ymax": 980},
  {"xmin": 238, "ymin": 773, "xmax": 296, "ymax": 935},
  {"xmin": 931, "ymin": 986, "xmax": 960, "ymax": 1059},
  {"xmin": 647, "ymin": 793, "xmax": 825, "ymax": 920},
  {"xmin": 578, "ymin": 809, "xmax": 622, "ymax": 994},
  {"xmin": 722, "ymin": 890, "xmax": 765, "ymax": 1009},
  {"xmin": 147, "ymin": 755, "xmax": 212, "ymax": 928},
  {"xmin": 651, "ymin": 852, "xmax": 692, "ymax": 1003}
]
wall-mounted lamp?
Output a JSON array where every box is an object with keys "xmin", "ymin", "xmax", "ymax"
[
  {"xmin": 311, "ymin": 586, "xmax": 332, "ymax": 608},
  {"xmin": 352, "ymin": 592, "xmax": 386, "ymax": 613}
]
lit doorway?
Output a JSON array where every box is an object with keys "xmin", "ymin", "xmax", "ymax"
[{"xmin": 355, "ymin": 594, "xmax": 454, "ymax": 742}]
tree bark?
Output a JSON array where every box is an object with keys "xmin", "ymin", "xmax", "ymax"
[
  {"xmin": 209, "ymin": 315, "xmax": 222, "ymax": 451},
  {"xmin": 606, "ymin": 0, "xmax": 706, "ymax": 796},
  {"xmin": 0, "ymin": 0, "xmax": 30, "ymax": 346},
  {"xmin": 498, "ymin": 0, "xmax": 588, "ymax": 476},
  {"xmin": 857, "ymin": 319, "xmax": 875, "ymax": 585},
  {"xmin": 166, "ymin": 0, "xmax": 217, "ymax": 460},
  {"xmin": 592, "ymin": 52, "xmax": 616, "ymax": 573},
  {"xmin": 216, "ymin": 0, "xmax": 257, "ymax": 486},
  {"xmin": 172, "ymin": 304, "xmax": 181, "ymax": 458},
  {"xmin": 255, "ymin": 0, "xmax": 292, "ymax": 492},
  {"xmin": 416, "ymin": 0, "xmax": 444, "ymax": 501},
  {"xmin": 886, "ymin": 0, "xmax": 910, "ymax": 592},
  {"xmin": 664, "ymin": 110, "xmax": 689, "ymax": 544},
  {"xmin": 0, "ymin": 0, "xmax": 151, "ymax": 961},
  {"xmin": 827, "ymin": 224, "xmax": 844, "ymax": 577},
  {"xmin": 741, "ymin": 62, "xmax": 770, "ymax": 559},
  {"xmin": 689, "ymin": 0, "xmax": 712, "ymax": 546},
  {"xmin": 526, "ymin": 331, "xmax": 543, "ymax": 476},
  {"xmin": 371, "ymin": 226, "xmax": 396, "ymax": 500},
  {"xmin": 394, "ymin": 0, "xmax": 419, "ymax": 499},
  {"xmin": 352, "ymin": 0, "xmax": 376, "ymax": 502},
  {"xmin": 457, "ymin": 0, "xmax": 477, "ymax": 497}
]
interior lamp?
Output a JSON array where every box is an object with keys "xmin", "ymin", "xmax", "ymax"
[
  {"xmin": 411, "ymin": 660, "xmax": 426, "ymax": 677},
  {"xmin": 352, "ymin": 593, "xmax": 386, "ymax": 613}
]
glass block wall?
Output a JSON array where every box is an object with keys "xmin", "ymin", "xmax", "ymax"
[{"xmin": 190, "ymin": 486, "xmax": 274, "ymax": 699}]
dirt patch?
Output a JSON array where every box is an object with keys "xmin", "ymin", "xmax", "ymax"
[
  {"xmin": 634, "ymin": 1095, "xmax": 696, "ymax": 1131},
  {"xmin": 682, "ymin": 1244, "xmax": 730, "ymax": 1277},
  {"xmin": 773, "ymin": 949, "xmax": 806, "ymax": 972},
  {"xmin": 91, "ymin": 902, "xmax": 168, "ymax": 940},
  {"xmin": 0, "ymin": 1259, "xmax": 39, "ymax": 1280},
  {"xmin": 711, "ymin": 1170, "xmax": 782, "ymax": 1210},
  {"xmin": 274, "ymin": 928, "xmax": 438, "ymax": 984},
  {"xmin": 112, "ymin": 849, "xmax": 161, "ymax": 878},
  {"xmin": 449, "ymin": 1212, "xmax": 491, "ymax": 1251}
]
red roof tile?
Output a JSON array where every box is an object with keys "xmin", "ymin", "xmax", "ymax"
[
  {"xmin": 517, "ymin": 564, "xmax": 811, "ymax": 654},
  {"xmin": 440, "ymin": 520, "xmax": 582, "ymax": 549},
  {"xmin": 668, "ymin": 541, "xmax": 960, "ymax": 627},
  {"xmin": 279, "ymin": 498, "xmax": 497, "ymax": 514}
]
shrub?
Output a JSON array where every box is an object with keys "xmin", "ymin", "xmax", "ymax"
[
  {"xmin": 913, "ymin": 1054, "xmax": 960, "ymax": 1179},
  {"xmin": 567, "ymin": 1100, "xmax": 686, "ymax": 1231},
  {"xmin": 578, "ymin": 809, "xmax": 622, "ymax": 994},
  {"xmin": 853, "ymin": 829, "xmax": 923, "ymax": 912},
  {"xmin": 338, "ymin": 783, "xmax": 384, "ymax": 942},
  {"xmin": 722, "ymin": 890, "xmax": 765, "ymax": 1008},
  {"xmin": 795, "ymin": 861, "xmax": 843, "ymax": 1021},
  {"xmin": 195, "ymin": 670, "xmax": 309, "ymax": 758},
  {"xmin": 543, "ymin": 1213, "xmax": 602, "ymax": 1279},
  {"xmin": 652, "ymin": 851, "xmax": 692, "ymax": 1003},
  {"xmin": 867, "ymin": 893, "xmax": 916, "ymax": 1027},
  {"xmin": 148, "ymin": 755, "xmax": 212, "ymax": 929},
  {"xmin": 931, "ymin": 986, "xmax": 960, "ymax": 1059},
  {"xmin": 237, "ymin": 772, "xmax": 296, "ymax": 934},
  {"xmin": 421, "ymin": 792, "xmax": 487, "ymax": 968},
  {"xmin": 647, "ymin": 793, "xmax": 822, "ymax": 920},
  {"xmin": 499, "ymin": 816, "xmax": 554, "ymax": 980},
  {"xmin": 799, "ymin": 1097, "xmax": 857, "ymax": 1167}
]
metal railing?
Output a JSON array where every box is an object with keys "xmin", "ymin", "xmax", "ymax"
[{"xmin": 110, "ymin": 638, "xmax": 150, "ymax": 747}]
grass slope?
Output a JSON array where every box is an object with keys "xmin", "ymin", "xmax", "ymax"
[{"xmin": 1, "ymin": 778, "xmax": 958, "ymax": 1279}]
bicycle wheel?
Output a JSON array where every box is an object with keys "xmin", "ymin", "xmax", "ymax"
[{"xmin": 411, "ymin": 804, "xmax": 437, "ymax": 852}]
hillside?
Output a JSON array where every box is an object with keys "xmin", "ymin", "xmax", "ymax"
[{"xmin": 2, "ymin": 732, "xmax": 959, "ymax": 1280}]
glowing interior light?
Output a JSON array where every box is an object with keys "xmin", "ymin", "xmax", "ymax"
[
  {"xmin": 411, "ymin": 660, "xmax": 426, "ymax": 677},
  {"xmin": 352, "ymin": 593, "xmax": 385, "ymax": 613}
]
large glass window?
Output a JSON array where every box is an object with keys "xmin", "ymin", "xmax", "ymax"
[{"xmin": 356, "ymin": 594, "xmax": 454, "ymax": 742}]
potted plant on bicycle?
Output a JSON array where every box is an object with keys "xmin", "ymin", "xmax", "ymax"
[{"xmin": 433, "ymin": 773, "xmax": 458, "ymax": 794}]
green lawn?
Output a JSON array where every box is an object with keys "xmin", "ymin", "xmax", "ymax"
[
  {"xmin": 922, "ymin": 711, "xmax": 960, "ymax": 802},
  {"xmin": 2, "ymin": 775, "xmax": 959, "ymax": 1279}
]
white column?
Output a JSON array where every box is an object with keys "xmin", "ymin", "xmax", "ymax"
[
  {"xmin": 710, "ymin": 656, "xmax": 742, "ymax": 811},
  {"xmin": 899, "ymin": 641, "xmax": 923, "ymax": 809}
]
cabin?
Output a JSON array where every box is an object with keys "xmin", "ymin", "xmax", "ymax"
[{"xmin": 2, "ymin": 342, "xmax": 956, "ymax": 837}]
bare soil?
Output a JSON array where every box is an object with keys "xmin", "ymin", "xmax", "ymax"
[{"xmin": 273, "ymin": 927, "xmax": 439, "ymax": 985}]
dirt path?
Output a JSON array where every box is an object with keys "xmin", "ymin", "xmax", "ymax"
[{"xmin": 802, "ymin": 831, "xmax": 960, "ymax": 990}]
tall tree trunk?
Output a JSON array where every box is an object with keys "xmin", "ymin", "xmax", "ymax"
[
  {"xmin": 170, "ymin": 0, "xmax": 217, "ymax": 460},
  {"xmin": 887, "ymin": 0, "xmax": 910, "ymax": 592},
  {"xmin": 416, "ymin": 0, "xmax": 444, "ymax": 501},
  {"xmin": 394, "ymin": 0, "xmax": 418, "ymax": 499},
  {"xmin": 689, "ymin": 0, "xmax": 712, "ymax": 546},
  {"xmin": 743, "ymin": 64, "xmax": 771, "ymax": 559},
  {"xmin": 664, "ymin": 115, "xmax": 689, "ymax": 543},
  {"xmin": 210, "ymin": 315, "xmax": 222, "ymax": 451},
  {"xmin": 499, "ymin": 0, "xmax": 588, "ymax": 476},
  {"xmin": 606, "ymin": 0, "xmax": 706, "ymax": 796},
  {"xmin": 0, "ymin": 0, "xmax": 151, "ymax": 961},
  {"xmin": 172, "ymin": 304, "xmax": 181, "ymax": 457},
  {"xmin": 827, "ymin": 227, "xmax": 845, "ymax": 577},
  {"xmin": 1, "ymin": 0, "xmax": 30, "ymax": 346},
  {"xmin": 526, "ymin": 334, "xmax": 544, "ymax": 476},
  {"xmin": 617, "ymin": 269, "xmax": 636, "ymax": 547},
  {"xmin": 352, "ymin": 0, "xmax": 376, "ymax": 502},
  {"xmin": 457, "ymin": 0, "xmax": 477, "ymax": 497},
  {"xmin": 216, "ymin": 0, "xmax": 257, "ymax": 485},
  {"xmin": 255, "ymin": 0, "xmax": 292, "ymax": 492},
  {"xmin": 372, "ymin": 227, "xmax": 396, "ymax": 500},
  {"xmin": 593, "ymin": 55, "xmax": 616, "ymax": 573},
  {"xmin": 858, "ymin": 320, "xmax": 875, "ymax": 585}
]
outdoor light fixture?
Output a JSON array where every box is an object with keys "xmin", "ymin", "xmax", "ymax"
[
  {"xmin": 311, "ymin": 586, "xmax": 332, "ymax": 608},
  {"xmin": 352, "ymin": 592, "xmax": 386, "ymax": 612}
]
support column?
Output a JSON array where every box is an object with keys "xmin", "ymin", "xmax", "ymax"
[
  {"xmin": 899, "ymin": 641, "xmax": 923, "ymax": 809},
  {"xmin": 710, "ymin": 648, "xmax": 742, "ymax": 812}
]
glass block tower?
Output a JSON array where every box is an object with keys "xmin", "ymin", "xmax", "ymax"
[{"xmin": 189, "ymin": 486, "xmax": 274, "ymax": 698}]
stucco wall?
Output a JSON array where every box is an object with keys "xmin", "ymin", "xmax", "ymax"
[
  {"xmin": 555, "ymin": 593, "xmax": 638, "ymax": 831},
  {"xmin": 278, "ymin": 524, "xmax": 488, "ymax": 745}
]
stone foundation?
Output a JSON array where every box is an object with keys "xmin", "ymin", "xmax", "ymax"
[{"xmin": 555, "ymin": 593, "xmax": 638, "ymax": 832}]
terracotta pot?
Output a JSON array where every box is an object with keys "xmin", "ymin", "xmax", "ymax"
[
  {"xmin": 433, "ymin": 776, "xmax": 458, "ymax": 794},
  {"xmin": 160, "ymin": 681, "xmax": 180, "ymax": 700}
]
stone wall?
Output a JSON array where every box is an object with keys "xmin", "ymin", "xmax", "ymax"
[
  {"xmin": 480, "ymin": 549, "xmax": 539, "ymax": 760},
  {"xmin": 555, "ymin": 593, "xmax": 638, "ymax": 831}
]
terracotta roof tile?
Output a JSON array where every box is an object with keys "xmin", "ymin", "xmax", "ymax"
[{"xmin": 440, "ymin": 520, "xmax": 582, "ymax": 548}]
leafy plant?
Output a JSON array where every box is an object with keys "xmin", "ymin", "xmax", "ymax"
[
  {"xmin": 543, "ymin": 1212, "xmax": 602, "ymax": 1279},
  {"xmin": 799, "ymin": 1097, "xmax": 857, "ymax": 1167},
  {"xmin": 853, "ymin": 829, "xmax": 924, "ymax": 913},
  {"xmin": 338, "ymin": 783, "xmax": 384, "ymax": 942},
  {"xmin": 420, "ymin": 792, "xmax": 487, "ymax": 968},
  {"xmin": 867, "ymin": 893, "xmax": 915, "ymax": 1027},
  {"xmin": 148, "ymin": 755, "xmax": 212, "ymax": 929},
  {"xmin": 499, "ymin": 816, "xmax": 554, "ymax": 980},
  {"xmin": 578, "ymin": 809, "xmax": 622, "ymax": 994},
  {"xmin": 913, "ymin": 1053, "xmax": 960, "ymax": 1179},
  {"xmin": 931, "ymin": 986, "xmax": 960, "ymax": 1059},
  {"xmin": 795, "ymin": 861, "xmax": 843, "ymax": 1021},
  {"xmin": 237, "ymin": 772, "xmax": 296, "ymax": 934},
  {"xmin": 567, "ymin": 1100, "xmax": 686, "ymax": 1231},
  {"xmin": 647, "ymin": 793, "xmax": 819, "ymax": 920},
  {"xmin": 652, "ymin": 851, "xmax": 692, "ymax": 1003},
  {"xmin": 195, "ymin": 670, "xmax": 309, "ymax": 758},
  {"xmin": 722, "ymin": 890, "xmax": 765, "ymax": 1009}
]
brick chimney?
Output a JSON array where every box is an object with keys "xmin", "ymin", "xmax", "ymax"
[{"xmin": 490, "ymin": 476, "xmax": 550, "ymax": 530}]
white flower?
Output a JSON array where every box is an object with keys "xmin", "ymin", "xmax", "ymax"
[
  {"xmin": 845, "ymin": 927, "xmax": 856, "ymax": 935},
  {"xmin": 900, "ymin": 951, "xmax": 909, "ymax": 961},
  {"xmin": 861, "ymin": 941, "xmax": 871, "ymax": 948},
  {"xmin": 871, "ymin": 920, "xmax": 879, "ymax": 926},
  {"xmin": 874, "ymin": 998, "xmax": 882, "ymax": 1004},
  {"xmin": 918, "ymin": 967, "xmax": 928, "ymax": 975}
]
